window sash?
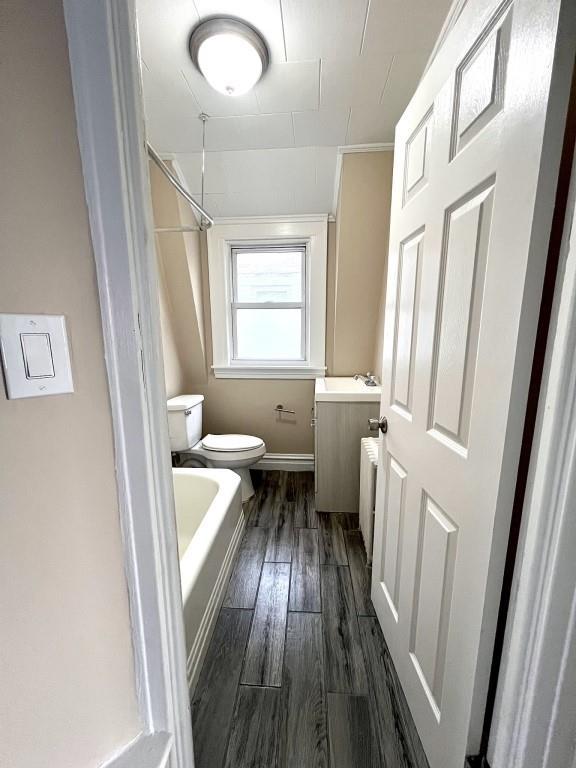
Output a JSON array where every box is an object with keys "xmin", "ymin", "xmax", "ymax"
[
  {"xmin": 231, "ymin": 307, "xmax": 305, "ymax": 362},
  {"xmin": 230, "ymin": 245, "xmax": 307, "ymax": 362}
]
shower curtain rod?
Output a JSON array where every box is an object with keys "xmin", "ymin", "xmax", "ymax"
[{"xmin": 147, "ymin": 143, "xmax": 214, "ymax": 228}]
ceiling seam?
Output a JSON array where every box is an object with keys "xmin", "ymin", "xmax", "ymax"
[
  {"xmin": 254, "ymin": 89, "xmax": 263, "ymax": 115},
  {"xmin": 344, "ymin": 107, "xmax": 352, "ymax": 144},
  {"xmin": 188, "ymin": 110, "xmax": 318, "ymax": 121},
  {"xmin": 180, "ymin": 70, "xmax": 203, "ymax": 113},
  {"xmin": 172, "ymin": 145, "xmax": 332, "ymax": 156},
  {"xmin": 379, "ymin": 55, "xmax": 395, "ymax": 104},
  {"xmin": 278, "ymin": 0, "xmax": 288, "ymax": 62},
  {"xmin": 359, "ymin": 0, "xmax": 372, "ymax": 55},
  {"xmin": 190, "ymin": 0, "xmax": 201, "ymax": 22}
]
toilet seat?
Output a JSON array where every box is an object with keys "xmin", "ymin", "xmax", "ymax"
[
  {"xmin": 185, "ymin": 438, "xmax": 266, "ymax": 466},
  {"xmin": 201, "ymin": 433, "xmax": 264, "ymax": 453}
]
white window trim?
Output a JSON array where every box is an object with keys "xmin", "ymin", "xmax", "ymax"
[{"xmin": 207, "ymin": 216, "xmax": 328, "ymax": 379}]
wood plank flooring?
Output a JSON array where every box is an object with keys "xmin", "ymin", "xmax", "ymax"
[
  {"xmin": 265, "ymin": 501, "xmax": 294, "ymax": 563},
  {"xmin": 345, "ymin": 530, "xmax": 376, "ymax": 617},
  {"xmin": 327, "ymin": 693, "xmax": 375, "ymax": 768},
  {"xmin": 224, "ymin": 686, "xmax": 285, "ymax": 768},
  {"xmin": 242, "ymin": 562, "xmax": 290, "ymax": 687},
  {"xmin": 191, "ymin": 471, "xmax": 429, "ymax": 768},
  {"xmin": 289, "ymin": 528, "xmax": 321, "ymax": 612},
  {"xmin": 284, "ymin": 612, "xmax": 328, "ymax": 768},
  {"xmin": 321, "ymin": 564, "xmax": 368, "ymax": 694},
  {"xmin": 359, "ymin": 618, "xmax": 430, "ymax": 768},
  {"xmin": 222, "ymin": 527, "xmax": 267, "ymax": 609},
  {"xmin": 318, "ymin": 511, "xmax": 349, "ymax": 565},
  {"xmin": 192, "ymin": 608, "xmax": 252, "ymax": 768}
]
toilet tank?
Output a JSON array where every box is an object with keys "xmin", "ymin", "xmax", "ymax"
[{"xmin": 167, "ymin": 395, "xmax": 204, "ymax": 452}]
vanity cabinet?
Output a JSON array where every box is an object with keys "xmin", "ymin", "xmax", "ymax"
[{"xmin": 314, "ymin": 392, "xmax": 380, "ymax": 513}]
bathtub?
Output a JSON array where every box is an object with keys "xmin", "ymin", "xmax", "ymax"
[{"xmin": 172, "ymin": 467, "xmax": 244, "ymax": 693}]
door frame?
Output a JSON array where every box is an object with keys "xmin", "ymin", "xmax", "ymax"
[
  {"xmin": 487, "ymin": 119, "xmax": 576, "ymax": 768},
  {"xmin": 63, "ymin": 2, "xmax": 193, "ymax": 767}
]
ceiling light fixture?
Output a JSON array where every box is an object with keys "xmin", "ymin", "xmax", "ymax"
[{"xmin": 189, "ymin": 17, "xmax": 269, "ymax": 97}]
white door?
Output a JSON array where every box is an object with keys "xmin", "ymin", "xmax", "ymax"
[{"xmin": 371, "ymin": 0, "xmax": 573, "ymax": 766}]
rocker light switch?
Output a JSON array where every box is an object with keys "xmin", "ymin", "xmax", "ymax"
[
  {"xmin": 21, "ymin": 333, "xmax": 55, "ymax": 378},
  {"xmin": 0, "ymin": 314, "xmax": 74, "ymax": 399}
]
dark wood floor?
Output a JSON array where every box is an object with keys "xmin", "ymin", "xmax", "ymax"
[{"xmin": 191, "ymin": 471, "xmax": 429, "ymax": 768}]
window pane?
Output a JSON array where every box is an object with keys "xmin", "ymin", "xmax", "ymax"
[
  {"xmin": 234, "ymin": 250, "xmax": 303, "ymax": 302},
  {"xmin": 235, "ymin": 308, "xmax": 302, "ymax": 360}
]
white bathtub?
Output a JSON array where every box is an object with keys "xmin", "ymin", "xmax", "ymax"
[{"xmin": 172, "ymin": 467, "xmax": 244, "ymax": 693}]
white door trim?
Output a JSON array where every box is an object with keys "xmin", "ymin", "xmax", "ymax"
[
  {"xmin": 63, "ymin": 2, "xmax": 193, "ymax": 767},
  {"xmin": 488, "ymin": 141, "xmax": 576, "ymax": 768}
]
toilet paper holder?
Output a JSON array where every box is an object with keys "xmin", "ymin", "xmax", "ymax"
[{"xmin": 274, "ymin": 404, "xmax": 296, "ymax": 414}]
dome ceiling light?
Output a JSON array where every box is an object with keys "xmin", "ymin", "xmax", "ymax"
[{"xmin": 189, "ymin": 17, "xmax": 269, "ymax": 97}]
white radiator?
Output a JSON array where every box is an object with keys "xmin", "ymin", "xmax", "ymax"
[{"xmin": 359, "ymin": 437, "xmax": 379, "ymax": 564}]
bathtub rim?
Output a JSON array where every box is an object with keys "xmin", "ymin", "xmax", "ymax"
[
  {"xmin": 172, "ymin": 467, "xmax": 245, "ymax": 693},
  {"xmin": 172, "ymin": 467, "xmax": 241, "ymax": 604}
]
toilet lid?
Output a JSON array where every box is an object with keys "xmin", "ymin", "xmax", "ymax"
[{"xmin": 201, "ymin": 434, "xmax": 264, "ymax": 452}]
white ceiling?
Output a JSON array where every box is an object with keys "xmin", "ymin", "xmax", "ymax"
[{"xmin": 137, "ymin": 0, "xmax": 452, "ymax": 218}]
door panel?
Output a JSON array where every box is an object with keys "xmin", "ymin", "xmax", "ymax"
[
  {"xmin": 391, "ymin": 230, "xmax": 423, "ymax": 418},
  {"xmin": 381, "ymin": 454, "xmax": 407, "ymax": 618},
  {"xmin": 429, "ymin": 182, "xmax": 494, "ymax": 451},
  {"xmin": 410, "ymin": 494, "xmax": 458, "ymax": 718},
  {"xmin": 404, "ymin": 110, "xmax": 433, "ymax": 203},
  {"xmin": 371, "ymin": 0, "xmax": 572, "ymax": 766},
  {"xmin": 451, "ymin": 7, "xmax": 512, "ymax": 158}
]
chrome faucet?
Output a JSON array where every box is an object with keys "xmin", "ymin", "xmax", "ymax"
[{"xmin": 354, "ymin": 372, "xmax": 379, "ymax": 387}]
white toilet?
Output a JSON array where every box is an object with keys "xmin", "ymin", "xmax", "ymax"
[{"xmin": 166, "ymin": 394, "xmax": 266, "ymax": 501}]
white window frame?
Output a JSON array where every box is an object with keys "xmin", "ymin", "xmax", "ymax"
[{"xmin": 207, "ymin": 217, "xmax": 327, "ymax": 379}]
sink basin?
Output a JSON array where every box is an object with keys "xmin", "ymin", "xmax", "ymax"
[{"xmin": 315, "ymin": 377, "xmax": 382, "ymax": 402}]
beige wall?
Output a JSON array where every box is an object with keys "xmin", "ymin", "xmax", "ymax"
[
  {"xmin": 0, "ymin": 3, "xmax": 141, "ymax": 767},
  {"xmin": 157, "ymin": 251, "xmax": 186, "ymax": 398},
  {"xmin": 150, "ymin": 152, "xmax": 392, "ymax": 454},
  {"xmin": 331, "ymin": 151, "xmax": 394, "ymax": 377},
  {"xmin": 151, "ymin": 162, "xmax": 192, "ymax": 397},
  {"xmin": 373, "ymin": 258, "xmax": 390, "ymax": 379}
]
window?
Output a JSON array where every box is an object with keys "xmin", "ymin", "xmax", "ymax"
[
  {"xmin": 207, "ymin": 218, "xmax": 327, "ymax": 379},
  {"xmin": 231, "ymin": 246, "xmax": 306, "ymax": 362}
]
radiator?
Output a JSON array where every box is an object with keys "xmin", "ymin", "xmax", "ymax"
[{"xmin": 359, "ymin": 437, "xmax": 379, "ymax": 564}]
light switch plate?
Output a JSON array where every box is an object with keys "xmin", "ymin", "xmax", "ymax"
[{"xmin": 0, "ymin": 314, "xmax": 74, "ymax": 399}]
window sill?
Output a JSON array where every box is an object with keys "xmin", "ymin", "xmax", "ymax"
[{"xmin": 212, "ymin": 365, "xmax": 326, "ymax": 380}]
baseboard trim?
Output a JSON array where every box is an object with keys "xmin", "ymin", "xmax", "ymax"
[
  {"xmin": 186, "ymin": 509, "xmax": 246, "ymax": 695},
  {"xmin": 254, "ymin": 453, "xmax": 315, "ymax": 472}
]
